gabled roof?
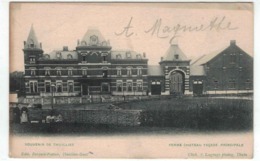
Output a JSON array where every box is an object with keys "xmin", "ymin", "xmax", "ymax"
[
  {"xmin": 148, "ymin": 65, "xmax": 164, "ymax": 76},
  {"xmin": 78, "ymin": 28, "xmax": 110, "ymax": 47},
  {"xmin": 24, "ymin": 25, "xmax": 41, "ymax": 49},
  {"xmin": 190, "ymin": 46, "xmax": 228, "ymax": 76},
  {"xmin": 162, "ymin": 44, "xmax": 189, "ymax": 61}
]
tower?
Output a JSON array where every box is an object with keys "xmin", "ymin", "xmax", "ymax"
[
  {"xmin": 159, "ymin": 43, "xmax": 191, "ymax": 95},
  {"xmin": 23, "ymin": 25, "xmax": 43, "ymax": 65}
]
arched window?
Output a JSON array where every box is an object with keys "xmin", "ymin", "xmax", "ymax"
[
  {"xmin": 67, "ymin": 54, "xmax": 73, "ymax": 59},
  {"xmin": 116, "ymin": 67, "xmax": 122, "ymax": 76},
  {"xmin": 116, "ymin": 54, "xmax": 122, "ymax": 59},
  {"xmin": 56, "ymin": 52, "xmax": 62, "ymax": 59},
  {"xmin": 81, "ymin": 41, "xmax": 87, "ymax": 45},
  {"xmin": 29, "ymin": 39, "xmax": 34, "ymax": 48},
  {"xmin": 136, "ymin": 54, "xmax": 141, "ymax": 59},
  {"xmin": 44, "ymin": 54, "xmax": 50, "ymax": 59}
]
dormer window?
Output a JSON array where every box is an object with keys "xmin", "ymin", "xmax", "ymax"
[
  {"xmin": 44, "ymin": 54, "xmax": 50, "ymax": 59},
  {"xmin": 90, "ymin": 35, "xmax": 98, "ymax": 45},
  {"xmin": 126, "ymin": 52, "xmax": 131, "ymax": 59},
  {"xmin": 136, "ymin": 54, "xmax": 141, "ymax": 59},
  {"xmin": 174, "ymin": 54, "xmax": 179, "ymax": 59},
  {"xmin": 116, "ymin": 54, "xmax": 122, "ymax": 59},
  {"xmin": 56, "ymin": 52, "xmax": 62, "ymax": 59},
  {"xmin": 67, "ymin": 54, "xmax": 73, "ymax": 59},
  {"xmin": 81, "ymin": 41, "xmax": 87, "ymax": 45},
  {"xmin": 29, "ymin": 39, "xmax": 34, "ymax": 48}
]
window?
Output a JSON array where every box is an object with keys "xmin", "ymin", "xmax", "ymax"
[
  {"xmin": 67, "ymin": 54, "xmax": 73, "ymax": 59},
  {"xmin": 56, "ymin": 82, "xmax": 62, "ymax": 92},
  {"xmin": 174, "ymin": 54, "xmax": 179, "ymax": 59},
  {"xmin": 45, "ymin": 68, "xmax": 51, "ymax": 76},
  {"xmin": 228, "ymin": 79, "xmax": 236, "ymax": 89},
  {"xmin": 82, "ymin": 55, "xmax": 87, "ymax": 62},
  {"xmin": 213, "ymin": 80, "xmax": 218, "ymax": 89},
  {"xmin": 68, "ymin": 68, "xmax": 73, "ymax": 76},
  {"xmin": 68, "ymin": 81, "xmax": 74, "ymax": 93},
  {"xmin": 102, "ymin": 70, "xmax": 108, "ymax": 78},
  {"xmin": 127, "ymin": 67, "xmax": 132, "ymax": 76},
  {"xmin": 30, "ymin": 69, "xmax": 36, "ymax": 76},
  {"xmin": 126, "ymin": 52, "xmax": 131, "ymax": 58},
  {"xmin": 102, "ymin": 56, "xmax": 107, "ymax": 63},
  {"xmin": 82, "ymin": 68, "xmax": 87, "ymax": 76},
  {"xmin": 45, "ymin": 81, "xmax": 51, "ymax": 93},
  {"xmin": 136, "ymin": 80, "xmax": 143, "ymax": 91},
  {"xmin": 29, "ymin": 57, "xmax": 36, "ymax": 63},
  {"xmin": 136, "ymin": 54, "xmax": 141, "ymax": 59},
  {"xmin": 117, "ymin": 67, "xmax": 122, "ymax": 76},
  {"xmin": 230, "ymin": 53, "xmax": 236, "ymax": 64},
  {"xmin": 44, "ymin": 54, "xmax": 50, "ymax": 59},
  {"xmin": 116, "ymin": 54, "xmax": 122, "ymax": 59},
  {"xmin": 127, "ymin": 81, "xmax": 133, "ymax": 92},
  {"xmin": 245, "ymin": 79, "xmax": 251, "ymax": 89},
  {"xmin": 81, "ymin": 41, "xmax": 87, "ymax": 45},
  {"xmin": 29, "ymin": 81, "xmax": 38, "ymax": 93},
  {"xmin": 101, "ymin": 83, "xmax": 109, "ymax": 92},
  {"xmin": 29, "ymin": 39, "xmax": 34, "ymax": 48},
  {"xmin": 56, "ymin": 52, "xmax": 62, "ymax": 59},
  {"xmin": 137, "ymin": 67, "xmax": 142, "ymax": 76},
  {"xmin": 116, "ymin": 81, "xmax": 123, "ymax": 92},
  {"xmin": 56, "ymin": 68, "xmax": 62, "ymax": 76}
]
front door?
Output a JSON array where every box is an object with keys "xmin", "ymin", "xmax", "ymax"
[{"xmin": 169, "ymin": 72, "xmax": 184, "ymax": 94}]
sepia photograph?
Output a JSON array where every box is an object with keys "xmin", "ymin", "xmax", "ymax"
[{"xmin": 9, "ymin": 2, "xmax": 253, "ymax": 158}]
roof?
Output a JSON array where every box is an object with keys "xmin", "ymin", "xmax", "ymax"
[
  {"xmin": 111, "ymin": 50, "xmax": 145, "ymax": 60},
  {"xmin": 78, "ymin": 28, "xmax": 110, "ymax": 47},
  {"xmin": 148, "ymin": 65, "xmax": 164, "ymax": 76},
  {"xmin": 24, "ymin": 25, "xmax": 41, "ymax": 49},
  {"xmin": 162, "ymin": 44, "xmax": 189, "ymax": 61},
  {"xmin": 190, "ymin": 46, "xmax": 228, "ymax": 76},
  {"xmin": 42, "ymin": 50, "xmax": 78, "ymax": 60}
]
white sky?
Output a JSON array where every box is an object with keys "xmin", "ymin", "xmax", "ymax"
[{"xmin": 10, "ymin": 3, "xmax": 253, "ymax": 72}]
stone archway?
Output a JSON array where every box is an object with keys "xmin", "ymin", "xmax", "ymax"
[{"xmin": 169, "ymin": 70, "xmax": 185, "ymax": 94}]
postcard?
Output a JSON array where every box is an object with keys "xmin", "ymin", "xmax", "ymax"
[{"xmin": 9, "ymin": 2, "xmax": 253, "ymax": 158}]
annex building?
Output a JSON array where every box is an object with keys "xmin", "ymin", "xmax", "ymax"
[{"xmin": 22, "ymin": 26, "xmax": 253, "ymax": 104}]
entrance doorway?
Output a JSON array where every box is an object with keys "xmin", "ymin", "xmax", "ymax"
[{"xmin": 169, "ymin": 71, "xmax": 184, "ymax": 94}]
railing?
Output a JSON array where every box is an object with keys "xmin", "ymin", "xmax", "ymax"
[{"xmin": 40, "ymin": 92, "xmax": 79, "ymax": 97}]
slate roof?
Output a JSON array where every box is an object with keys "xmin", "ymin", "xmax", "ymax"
[
  {"xmin": 78, "ymin": 28, "xmax": 110, "ymax": 47},
  {"xmin": 162, "ymin": 44, "xmax": 189, "ymax": 61},
  {"xmin": 190, "ymin": 46, "xmax": 228, "ymax": 76},
  {"xmin": 43, "ymin": 50, "xmax": 78, "ymax": 60},
  {"xmin": 24, "ymin": 25, "xmax": 41, "ymax": 49},
  {"xmin": 111, "ymin": 50, "xmax": 144, "ymax": 60},
  {"xmin": 147, "ymin": 65, "xmax": 164, "ymax": 76}
]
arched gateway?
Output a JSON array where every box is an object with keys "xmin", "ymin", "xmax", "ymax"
[{"xmin": 169, "ymin": 71, "xmax": 185, "ymax": 94}]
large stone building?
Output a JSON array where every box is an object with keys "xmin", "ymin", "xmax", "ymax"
[{"xmin": 22, "ymin": 26, "xmax": 253, "ymax": 104}]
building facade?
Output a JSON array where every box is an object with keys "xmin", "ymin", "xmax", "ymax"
[
  {"xmin": 24, "ymin": 27, "xmax": 148, "ymax": 100},
  {"xmin": 22, "ymin": 26, "xmax": 253, "ymax": 102}
]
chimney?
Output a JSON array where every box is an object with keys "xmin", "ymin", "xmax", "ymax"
[
  {"xmin": 230, "ymin": 40, "xmax": 236, "ymax": 46},
  {"xmin": 143, "ymin": 52, "xmax": 146, "ymax": 58},
  {"xmin": 63, "ymin": 46, "xmax": 68, "ymax": 51},
  {"xmin": 24, "ymin": 41, "xmax": 26, "ymax": 47},
  {"xmin": 161, "ymin": 57, "xmax": 163, "ymax": 61},
  {"xmin": 40, "ymin": 43, "xmax": 42, "ymax": 49},
  {"xmin": 77, "ymin": 40, "xmax": 80, "ymax": 45}
]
